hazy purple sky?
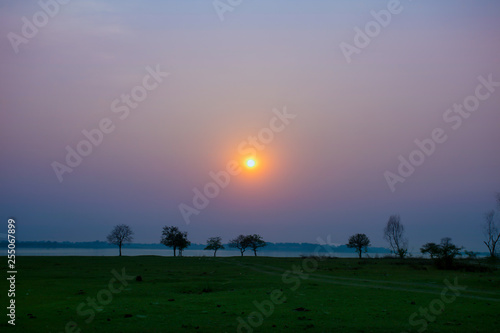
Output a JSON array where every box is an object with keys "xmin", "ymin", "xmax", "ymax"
[{"xmin": 1, "ymin": 0, "xmax": 499, "ymax": 251}]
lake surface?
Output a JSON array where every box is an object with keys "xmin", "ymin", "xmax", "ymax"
[{"xmin": 10, "ymin": 247, "xmax": 391, "ymax": 258}]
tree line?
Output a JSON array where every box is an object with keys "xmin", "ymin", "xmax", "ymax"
[
  {"xmin": 106, "ymin": 193, "xmax": 500, "ymax": 263},
  {"xmin": 347, "ymin": 193, "xmax": 500, "ymax": 268},
  {"xmin": 106, "ymin": 225, "xmax": 268, "ymax": 257}
]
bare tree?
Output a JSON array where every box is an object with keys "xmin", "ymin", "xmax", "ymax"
[
  {"xmin": 245, "ymin": 234, "xmax": 267, "ymax": 256},
  {"xmin": 106, "ymin": 224, "xmax": 134, "ymax": 256},
  {"xmin": 205, "ymin": 236, "xmax": 225, "ymax": 257},
  {"xmin": 383, "ymin": 215, "xmax": 408, "ymax": 258},
  {"xmin": 483, "ymin": 210, "xmax": 500, "ymax": 258},
  {"xmin": 229, "ymin": 235, "xmax": 250, "ymax": 256},
  {"xmin": 160, "ymin": 226, "xmax": 191, "ymax": 257},
  {"xmin": 347, "ymin": 233, "xmax": 371, "ymax": 259}
]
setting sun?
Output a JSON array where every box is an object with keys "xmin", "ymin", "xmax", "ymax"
[{"xmin": 246, "ymin": 159, "xmax": 256, "ymax": 168}]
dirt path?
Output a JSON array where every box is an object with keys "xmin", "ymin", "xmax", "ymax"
[{"xmin": 214, "ymin": 259, "xmax": 500, "ymax": 302}]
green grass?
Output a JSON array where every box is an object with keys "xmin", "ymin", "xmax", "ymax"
[{"xmin": 1, "ymin": 256, "xmax": 499, "ymax": 332}]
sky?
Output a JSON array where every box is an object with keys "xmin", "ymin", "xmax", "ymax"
[{"xmin": 1, "ymin": 0, "xmax": 499, "ymax": 251}]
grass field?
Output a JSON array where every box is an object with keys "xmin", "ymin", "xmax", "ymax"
[{"xmin": 1, "ymin": 256, "xmax": 499, "ymax": 332}]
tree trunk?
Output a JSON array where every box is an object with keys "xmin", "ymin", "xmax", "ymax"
[
  {"xmin": 254, "ymin": 249, "xmax": 257, "ymax": 256},
  {"xmin": 173, "ymin": 246, "xmax": 177, "ymax": 257},
  {"xmin": 214, "ymin": 249, "xmax": 217, "ymax": 257},
  {"xmin": 119, "ymin": 243, "xmax": 122, "ymax": 256},
  {"xmin": 484, "ymin": 241, "xmax": 492, "ymax": 257},
  {"xmin": 358, "ymin": 249, "xmax": 362, "ymax": 259},
  {"xmin": 240, "ymin": 249, "xmax": 244, "ymax": 256}
]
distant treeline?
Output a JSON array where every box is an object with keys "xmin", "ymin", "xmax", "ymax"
[{"xmin": 0, "ymin": 240, "xmax": 391, "ymax": 253}]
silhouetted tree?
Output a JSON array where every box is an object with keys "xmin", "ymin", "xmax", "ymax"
[
  {"xmin": 160, "ymin": 226, "xmax": 191, "ymax": 257},
  {"xmin": 347, "ymin": 233, "xmax": 371, "ymax": 259},
  {"xmin": 421, "ymin": 238, "xmax": 462, "ymax": 269},
  {"xmin": 383, "ymin": 214, "xmax": 408, "ymax": 259},
  {"xmin": 177, "ymin": 236, "xmax": 191, "ymax": 257},
  {"xmin": 229, "ymin": 235, "xmax": 250, "ymax": 256},
  {"xmin": 420, "ymin": 242, "xmax": 440, "ymax": 259},
  {"xmin": 205, "ymin": 236, "xmax": 225, "ymax": 257},
  {"xmin": 245, "ymin": 234, "xmax": 267, "ymax": 256},
  {"xmin": 483, "ymin": 210, "xmax": 500, "ymax": 258},
  {"xmin": 439, "ymin": 237, "xmax": 462, "ymax": 267},
  {"xmin": 106, "ymin": 224, "xmax": 134, "ymax": 256}
]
